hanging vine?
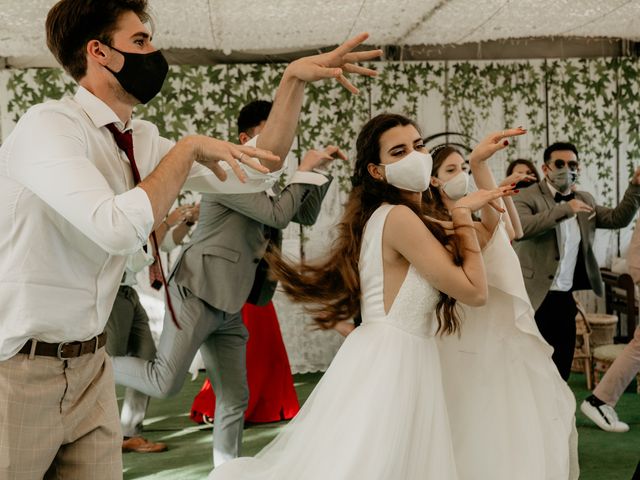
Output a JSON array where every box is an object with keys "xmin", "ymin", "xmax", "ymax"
[{"xmin": 5, "ymin": 57, "xmax": 631, "ymax": 241}]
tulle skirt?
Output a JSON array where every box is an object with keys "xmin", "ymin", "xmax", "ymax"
[
  {"xmin": 438, "ymin": 287, "xmax": 576, "ymax": 480},
  {"xmin": 209, "ymin": 321, "xmax": 458, "ymax": 479}
]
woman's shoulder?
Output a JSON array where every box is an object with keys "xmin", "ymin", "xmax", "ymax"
[
  {"xmin": 383, "ymin": 202, "xmax": 419, "ymax": 216},
  {"xmin": 383, "ymin": 205, "xmax": 437, "ymax": 245},
  {"xmin": 385, "ymin": 203, "xmax": 422, "ymax": 225}
]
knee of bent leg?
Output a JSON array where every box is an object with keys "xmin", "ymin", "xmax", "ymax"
[{"xmin": 151, "ymin": 372, "xmax": 187, "ymax": 399}]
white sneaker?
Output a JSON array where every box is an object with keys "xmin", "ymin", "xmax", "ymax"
[{"xmin": 580, "ymin": 400, "xmax": 630, "ymax": 433}]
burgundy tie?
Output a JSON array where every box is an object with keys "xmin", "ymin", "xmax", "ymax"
[{"xmin": 106, "ymin": 123, "xmax": 181, "ymax": 329}]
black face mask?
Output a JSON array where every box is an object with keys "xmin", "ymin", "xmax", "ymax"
[
  {"xmin": 106, "ymin": 45, "xmax": 168, "ymax": 104},
  {"xmin": 515, "ymin": 179, "xmax": 536, "ymax": 189}
]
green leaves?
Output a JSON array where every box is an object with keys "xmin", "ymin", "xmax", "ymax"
[{"xmin": 6, "ymin": 57, "xmax": 640, "ymax": 241}]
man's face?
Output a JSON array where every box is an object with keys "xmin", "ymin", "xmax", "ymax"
[
  {"xmin": 104, "ymin": 11, "xmax": 156, "ymax": 73},
  {"xmin": 543, "ymin": 150, "xmax": 579, "ymax": 177}
]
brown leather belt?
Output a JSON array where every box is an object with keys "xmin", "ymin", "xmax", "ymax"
[{"xmin": 18, "ymin": 332, "xmax": 107, "ymax": 360}]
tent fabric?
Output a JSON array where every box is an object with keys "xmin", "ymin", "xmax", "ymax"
[{"xmin": 1, "ymin": 0, "xmax": 639, "ymax": 58}]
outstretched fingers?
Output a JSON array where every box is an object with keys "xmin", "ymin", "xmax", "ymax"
[
  {"xmin": 343, "ymin": 50, "xmax": 383, "ymax": 64},
  {"xmin": 207, "ymin": 161, "xmax": 228, "ymax": 181},
  {"xmin": 497, "ymin": 184, "xmax": 517, "ymax": 195},
  {"xmin": 488, "ymin": 199, "xmax": 506, "ymax": 213},
  {"xmin": 221, "ymin": 151, "xmax": 247, "ymax": 183},
  {"xmin": 490, "ymin": 127, "xmax": 527, "ymax": 144},
  {"xmin": 325, "ymin": 145, "xmax": 348, "ymax": 161},
  {"xmin": 235, "ymin": 145, "xmax": 279, "ymax": 173},
  {"xmin": 337, "ymin": 74, "xmax": 359, "ymax": 94},
  {"xmin": 343, "ymin": 63, "xmax": 378, "ymax": 77},
  {"xmin": 333, "ymin": 32, "xmax": 370, "ymax": 57}
]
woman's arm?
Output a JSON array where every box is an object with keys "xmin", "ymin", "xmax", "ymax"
[
  {"xmin": 386, "ymin": 186, "xmax": 514, "ymax": 306},
  {"xmin": 468, "ymin": 128, "xmax": 526, "ymax": 240},
  {"xmin": 386, "ymin": 205, "xmax": 487, "ymax": 306}
]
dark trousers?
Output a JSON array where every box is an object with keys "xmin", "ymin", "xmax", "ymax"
[{"xmin": 534, "ymin": 290, "xmax": 578, "ymax": 381}]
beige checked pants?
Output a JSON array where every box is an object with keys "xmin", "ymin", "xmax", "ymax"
[{"xmin": 0, "ymin": 347, "xmax": 122, "ymax": 479}]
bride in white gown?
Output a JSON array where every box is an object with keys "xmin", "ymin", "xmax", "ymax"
[
  {"xmin": 428, "ymin": 132, "xmax": 578, "ymax": 480},
  {"xmin": 208, "ymin": 114, "xmax": 515, "ymax": 480}
]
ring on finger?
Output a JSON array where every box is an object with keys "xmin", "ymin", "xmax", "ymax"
[{"xmin": 238, "ymin": 153, "xmax": 246, "ymax": 162}]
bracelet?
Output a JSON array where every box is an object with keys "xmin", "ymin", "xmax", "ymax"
[{"xmin": 162, "ymin": 219, "xmax": 171, "ymax": 229}]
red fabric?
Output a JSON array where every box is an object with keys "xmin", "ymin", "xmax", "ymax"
[{"xmin": 190, "ymin": 301, "xmax": 300, "ymax": 424}]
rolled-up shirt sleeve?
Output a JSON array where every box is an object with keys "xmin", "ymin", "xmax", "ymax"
[{"xmin": 7, "ymin": 108, "xmax": 154, "ymax": 255}]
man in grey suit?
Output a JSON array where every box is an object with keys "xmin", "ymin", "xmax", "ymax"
[
  {"xmin": 513, "ymin": 141, "xmax": 640, "ymax": 381},
  {"xmin": 112, "ymin": 100, "xmax": 342, "ymax": 466}
]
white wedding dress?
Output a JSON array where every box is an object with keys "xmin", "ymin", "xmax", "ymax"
[
  {"xmin": 209, "ymin": 204, "xmax": 458, "ymax": 479},
  {"xmin": 437, "ymin": 222, "xmax": 577, "ymax": 480}
]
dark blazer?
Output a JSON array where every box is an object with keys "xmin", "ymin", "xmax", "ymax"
[
  {"xmin": 170, "ymin": 175, "xmax": 332, "ymax": 314},
  {"xmin": 513, "ymin": 180, "xmax": 640, "ymax": 310}
]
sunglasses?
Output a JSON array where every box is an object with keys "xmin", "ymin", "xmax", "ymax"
[{"xmin": 550, "ymin": 159, "xmax": 579, "ymax": 171}]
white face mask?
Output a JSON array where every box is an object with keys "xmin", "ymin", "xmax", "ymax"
[
  {"xmin": 380, "ymin": 150, "xmax": 433, "ymax": 193},
  {"xmin": 440, "ymin": 170, "xmax": 470, "ymax": 200}
]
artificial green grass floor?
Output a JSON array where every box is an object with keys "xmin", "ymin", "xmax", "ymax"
[{"xmin": 121, "ymin": 372, "xmax": 639, "ymax": 479}]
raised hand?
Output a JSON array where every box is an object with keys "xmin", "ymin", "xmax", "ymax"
[
  {"xmin": 469, "ymin": 127, "xmax": 527, "ymax": 164},
  {"xmin": 299, "ymin": 145, "xmax": 348, "ymax": 172},
  {"xmin": 165, "ymin": 204, "xmax": 190, "ymax": 227},
  {"xmin": 499, "ymin": 171, "xmax": 537, "ymax": 188},
  {"xmin": 453, "ymin": 185, "xmax": 518, "ymax": 213},
  {"xmin": 567, "ymin": 198, "xmax": 593, "ymax": 214},
  {"xmin": 286, "ymin": 33, "xmax": 382, "ymax": 94},
  {"xmin": 192, "ymin": 136, "xmax": 280, "ymax": 183},
  {"xmin": 186, "ymin": 203, "xmax": 200, "ymax": 224}
]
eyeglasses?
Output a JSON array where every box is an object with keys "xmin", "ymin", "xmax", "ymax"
[{"xmin": 550, "ymin": 159, "xmax": 579, "ymax": 171}]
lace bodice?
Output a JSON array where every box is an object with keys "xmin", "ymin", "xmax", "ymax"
[{"xmin": 359, "ymin": 204, "xmax": 440, "ymax": 337}]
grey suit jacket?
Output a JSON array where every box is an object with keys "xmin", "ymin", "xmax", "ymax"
[
  {"xmin": 170, "ymin": 175, "xmax": 332, "ymax": 314},
  {"xmin": 513, "ymin": 180, "xmax": 640, "ymax": 310}
]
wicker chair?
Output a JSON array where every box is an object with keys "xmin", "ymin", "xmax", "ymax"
[{"xmin": 573, "ymin": 300, "xmax": 594, "ymax": 390}]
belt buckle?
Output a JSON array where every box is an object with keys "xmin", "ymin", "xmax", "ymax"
[{"xmin": 56, "ymin": 341, "xmax": 74, "ymax": 360}]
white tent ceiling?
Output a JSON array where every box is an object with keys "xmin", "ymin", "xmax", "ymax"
[{"xmin": 0, "ymin": 0, "xmax": 639, "ymax": 60}]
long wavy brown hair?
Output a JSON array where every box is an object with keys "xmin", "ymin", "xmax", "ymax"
[{"xmin": 266, "ymin": 114, "xmax": 465, "ymax": 335}]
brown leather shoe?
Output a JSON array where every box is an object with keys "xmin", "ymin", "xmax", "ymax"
[{"xmin": 122, "ymin": 436, "xmax": 168, "ymax": 453}]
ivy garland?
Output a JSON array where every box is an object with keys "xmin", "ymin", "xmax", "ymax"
[{"xmin": 6, "ymin": 58, "xmax": 640, "ymax": 211}]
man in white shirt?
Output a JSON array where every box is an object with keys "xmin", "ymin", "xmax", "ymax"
[
  {"xmin": 514, "ymin": 142, "xmax": 640, "ymax": 381},
  {"xmin": 0, "ymin": 0, "xmax": 381, "ymax": 478}
]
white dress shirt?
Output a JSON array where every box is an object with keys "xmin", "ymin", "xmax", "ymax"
[
  {"xmin": 546, "ymin": 180, "xmax": 581, "ymax": 291},
  {"xmin": 0, "ymin": 87, "xmax": 281, "ymax": 360}
]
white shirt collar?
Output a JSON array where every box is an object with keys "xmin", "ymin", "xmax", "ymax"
[{"xmin": 74, "ymin": 86, "xmax": 132, "ymax": 132}]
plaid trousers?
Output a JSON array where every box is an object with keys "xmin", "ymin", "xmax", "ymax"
[{"xmin": 0, "ymin": 348, "xmax": 122, "ymax": 479}]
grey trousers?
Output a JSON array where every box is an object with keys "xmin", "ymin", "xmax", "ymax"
[
  {"xmin": 105, "ymin": 285, "xmax": 157, "ymax": 437},
  {"xmin": 111, "ymin": 283, "xmax": 249, "ymax": 467}
]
